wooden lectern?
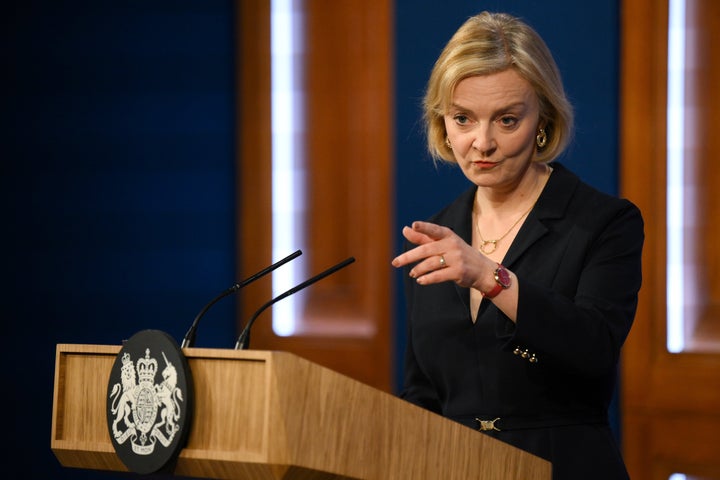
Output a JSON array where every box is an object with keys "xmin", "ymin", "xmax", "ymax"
[{"xmin": 51, "ymin": 344, "xmax": 551, "ymax": 479}]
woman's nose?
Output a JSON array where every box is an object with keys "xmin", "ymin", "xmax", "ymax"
[{"xmin": 471, "ymin": 126, "xmax": 497, "ymax": 156}]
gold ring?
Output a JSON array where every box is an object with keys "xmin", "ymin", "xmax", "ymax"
[{"xmin": 439, "ymin": 255, "xmax": 446, "ymax": 268}]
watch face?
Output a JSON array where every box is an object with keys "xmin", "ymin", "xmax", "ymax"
[{"xmin": 495, "ymin": 266, "xmax": 511, "ymax": 288}]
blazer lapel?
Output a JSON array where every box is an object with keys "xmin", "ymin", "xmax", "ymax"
[{"xmin": 504, "ymin": 162, "xmax": 578, "ymax": 267}]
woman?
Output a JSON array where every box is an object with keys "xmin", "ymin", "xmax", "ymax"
[{"xmin": 391, "ymin": 12, "xmax": 643, "ymax": 480}]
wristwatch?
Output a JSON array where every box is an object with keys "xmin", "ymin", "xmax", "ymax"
[{"xmin": 482, "ymin": 264, "xmax": 511, "ymax": 299}]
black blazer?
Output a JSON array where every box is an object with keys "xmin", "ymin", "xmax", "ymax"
[{"xmin": 400, "ymin": 163, "xmax": 643, "ymax": 480}]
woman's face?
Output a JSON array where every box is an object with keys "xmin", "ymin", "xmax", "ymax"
[{"xmin": 444, "ymin": 69, "xmax": 541, "ymax": 191}]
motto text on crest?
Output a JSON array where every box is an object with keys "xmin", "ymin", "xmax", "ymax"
[{"xmin": 109, "ymin": 348, "xmax": 184, "ymax": 455}]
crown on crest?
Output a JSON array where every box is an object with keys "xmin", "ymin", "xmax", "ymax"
[
  {"xmin": 136, "ymin": 348, "xmax": 158, "ymax": 383},
  {"xmin": 120, "ymin": 352, "xmax": 134, "ymax": 373},
  {"xmin": 121, "ymin": 352, "xmax": 132, "ymax": 366}
]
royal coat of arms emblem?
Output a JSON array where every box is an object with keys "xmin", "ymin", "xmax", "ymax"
[{"xmin": 106, "ymin": 330, "xmax": 193, "ymax": 474}]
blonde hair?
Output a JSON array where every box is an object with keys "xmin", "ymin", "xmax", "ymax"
[{"xmin": 424, "ymin": 11, "xmax": 574, "ymax": 163}]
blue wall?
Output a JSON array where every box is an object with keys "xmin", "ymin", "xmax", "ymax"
[
  {"xmin": 2, "ymin": 1, "xmax": 236, "ymax": 478},
  {"xmin": 2, "ymin": 1, "xmax": 621, "ymax": 477}
]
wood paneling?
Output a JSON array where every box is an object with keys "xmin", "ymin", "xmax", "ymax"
[
  {"xmin": 236, "ymin": 1, "xmax": 393, "ymax": 392},
  {"xmin": 620, "ymin": 0, "xmax": 720, "ymax": 478},
  {"xmin": 685, "ymin": 0, "xmax": 720, "ymax": 352}
]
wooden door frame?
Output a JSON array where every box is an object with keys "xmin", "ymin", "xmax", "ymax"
[
  {"xmin": 620, "ymin": 0, "xmax": 720, "ymax": 478},
  {"xmin": 235, "ymin": 1, "xmax": 394, "ymax": 392}
]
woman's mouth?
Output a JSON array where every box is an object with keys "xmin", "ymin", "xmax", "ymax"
[{"xmin": 473, "ymin": 160, "xmax": 497, "ymax": 169}]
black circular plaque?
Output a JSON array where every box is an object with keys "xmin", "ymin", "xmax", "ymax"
[{"xmin": 106, "ymin": 330, "xmax": 194, "ymax": 474}]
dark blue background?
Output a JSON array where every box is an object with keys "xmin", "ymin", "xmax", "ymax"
[
  {"xmin": 2, "ymin": 1, "xmax": 620, "ymax": 478},
  {"xmin": 3, "ymin": 2, "xmax": 236, "ymax": 478}
]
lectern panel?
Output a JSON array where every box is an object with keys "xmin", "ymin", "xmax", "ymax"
[{"xmin": 186, "ymin": 356, "xmax": 268, "ymax": 455}]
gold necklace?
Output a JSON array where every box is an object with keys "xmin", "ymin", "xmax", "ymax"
[
  {"xmin": 474, "ymin": 165, "xmax": 550, "ymax": 254},
  {"xmin": 475, "ymin": 205, "xmax": 534, "ymax": 254}
]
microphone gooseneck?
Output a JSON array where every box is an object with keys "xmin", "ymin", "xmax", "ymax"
[
  {"xmin": 234, "ymin": 256, "xmax": 356, "ymax": 350},
  {"xmin": 180, "ymin": 249, "xmax": 302, "ymax": 349}
]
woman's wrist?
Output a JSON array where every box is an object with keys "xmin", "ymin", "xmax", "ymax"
[{"xmin": 480, "ymin": 264, "xmax": 512, "ymax": 298}]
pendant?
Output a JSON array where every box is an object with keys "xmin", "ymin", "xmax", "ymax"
[{"xmin": 480, "ymin": 240, "xmax": 497, "ymax": 254}]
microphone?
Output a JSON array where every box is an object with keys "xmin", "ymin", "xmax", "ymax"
[
  {"xmin": 180, "ymin": 249, "xmax": 302, "ymax": 349},
  {"xmin": 234, "ymin": 256, "xmax": 356, "ymax": 350}
]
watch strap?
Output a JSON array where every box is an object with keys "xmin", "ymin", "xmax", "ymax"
[
  {"xmin": 482, "ymin": 264, "xmax": 511, "ymax": 299},
  {"xmin": 482, "ymin": 282, "xmax": 504, "ymax": 299}
]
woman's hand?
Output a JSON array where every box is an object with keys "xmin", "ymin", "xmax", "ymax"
[{"xmin": 391, "ymin": 221, "xmax": 493, "ymax": 290}]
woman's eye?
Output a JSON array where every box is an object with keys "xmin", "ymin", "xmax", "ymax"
[
  {"xmin": 453, "ymin": 114, "xmax": 469, "ymax": 125},
  {"xmin": 499, "ymin": 116, "xmax": 518, "ymax": 127}
]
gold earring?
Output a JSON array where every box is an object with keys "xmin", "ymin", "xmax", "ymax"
[
  {"xmin": 536, "ymin": 128, "xmax": 547, "ymax": 148},
  {"xmin": 445, "ymin": 137, "xmax": 452, "ymax": 149}
]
